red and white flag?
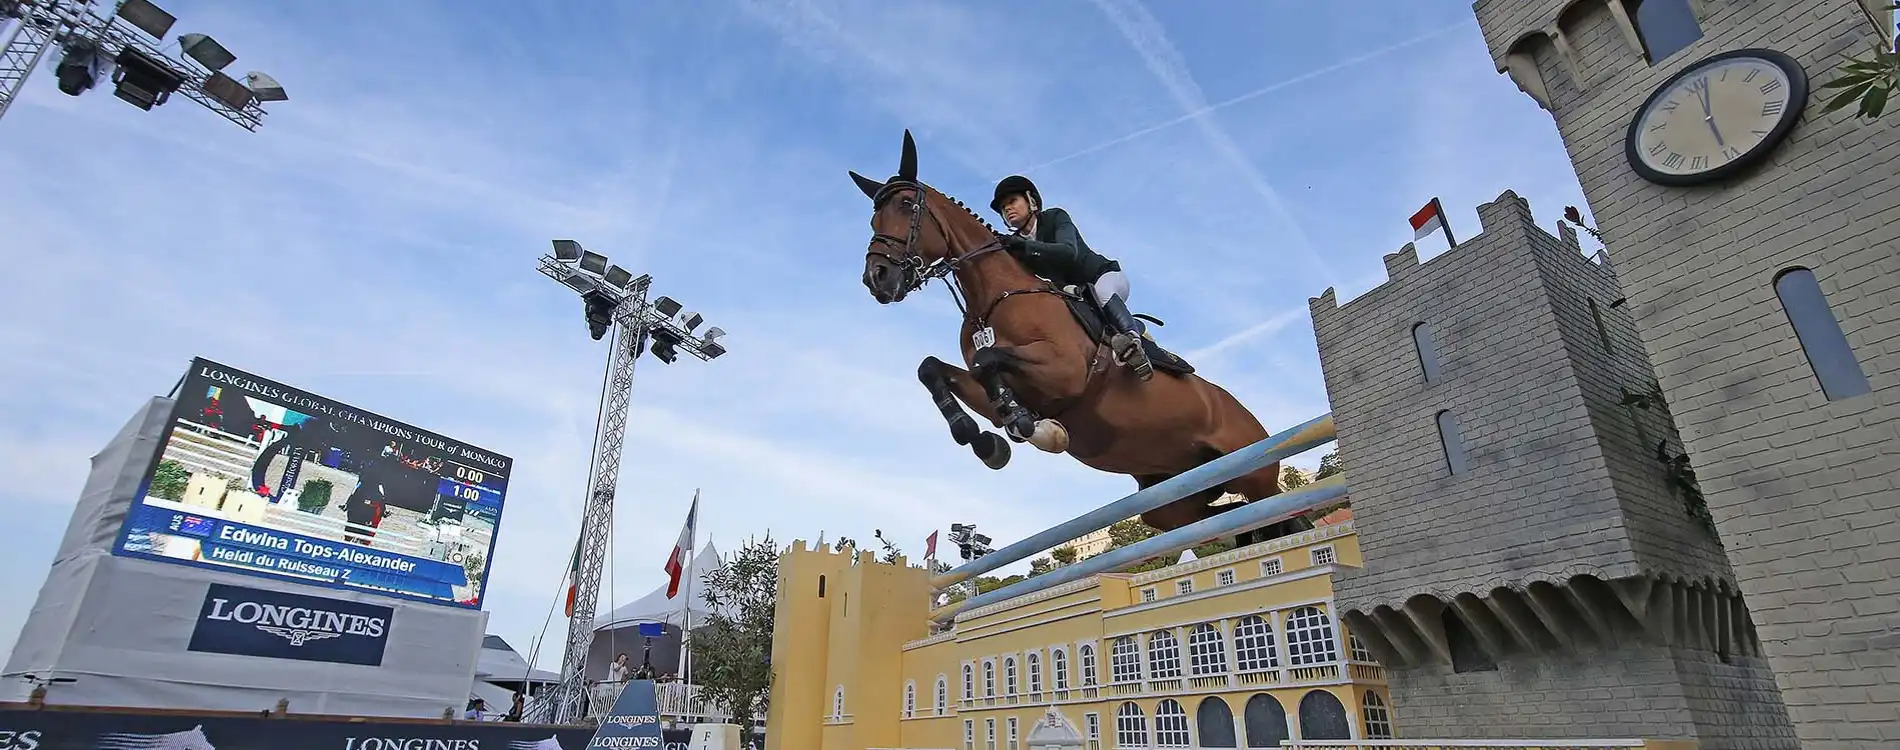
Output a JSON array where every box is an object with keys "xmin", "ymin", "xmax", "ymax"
[
  {"xmin": 663, "ymin": 493, "xmax": 700, "ymax": 599},
  {"xmin": 1409, "ymin": 197, "xmax": 1454, "ymax": 245},
  {"xmin": 925, "ymin": 530, "xmax": 939, "ymax": 561}
]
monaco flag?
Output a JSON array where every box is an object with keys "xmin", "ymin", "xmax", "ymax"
[
  {"xmin": 663, "ymin": 493, "xmax": 700, "ymax": 599},
  {"xmin": 1409, "ymin": 197, "xmax": 1454, "ymax": 245}
]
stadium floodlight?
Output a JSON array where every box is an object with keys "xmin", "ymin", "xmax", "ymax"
[
  {"xmin": 245, "ymin": 72, "xmax": 288, "ymax": 102},
  {"xmin": 530, "ymin": 238, "xmax": 733, "ymax": 724},
  {"xmin": 1, "ymin": 0, "xmax": 285, "ymax": 130},
  {"xmin": 603, "ymin": 265, "xmax": 633, "ymax": 289},
  {"xmin": 201, "ymin": 71, "xmax": 253, "ymax": 110},
  {"xmin": 560, "ymin": 273, "xmax": 598, "ymax": 295},
  {"xmin": 178, "ymin": 33, "xmax": 235, "ymax": 71},
  {"xmin": 653, "ymin": 296, "xmax": 683, "ymax": 319},
  {"xmin": 110, "ymin": 47, "xmax": 184, "ymax": 110},
  {"xmin": 115, "ymin": 0, "xmax": 177, "ymax": 39},
  {"xmin": 679, "ymin": 311, "xmax": 704, "ymax": 334}
]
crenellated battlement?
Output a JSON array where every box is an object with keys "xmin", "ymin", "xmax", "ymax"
[{"xmin": 1308, "ymin": 189, "xmax": 1611, "ymax": 328}]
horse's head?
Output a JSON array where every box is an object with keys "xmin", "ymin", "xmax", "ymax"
[{"xmin": 849, "ymin": 130, "xmax": 951, "ymax": 304}]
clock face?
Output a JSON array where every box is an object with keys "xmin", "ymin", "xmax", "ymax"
[{"xmin": 1627, "ymin": 49, "xmax": 1808, "ymax": 186}]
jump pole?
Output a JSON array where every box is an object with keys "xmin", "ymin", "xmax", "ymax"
[
  {"xmin": 930, "ymin": 474, "xmax": 1349, "ymax": 622},
  {"xmin": 929, "ymin": 412, "xmax": 1337, "ymax": 590}
]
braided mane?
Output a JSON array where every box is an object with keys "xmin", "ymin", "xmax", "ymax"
[{"xmin": 928, "ymin": 185, "xmax": 1002, "ymax": 237}]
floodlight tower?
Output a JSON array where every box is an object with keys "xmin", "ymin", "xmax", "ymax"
[
  {"xmin": 0, "ymin": 0, "xmax": 288, "ymax": 128},
  {"xmin": 532, "ymin": 239, "xmax": 729, "ymax": 725}
]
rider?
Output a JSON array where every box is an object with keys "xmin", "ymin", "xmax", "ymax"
[{"xmin": 991, "ymin": 175, "xmax": 1155, "ymax": 380}]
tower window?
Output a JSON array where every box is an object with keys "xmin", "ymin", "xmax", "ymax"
[
  {"xmin": 1628, "ymin": 0, "xmax": 1702, "ymax": 63},
  {"xmin": 818, "ymin": 575, "xmax": 826, "ymax": 598},
  {"xmin": 1412, "ymin": 322, "xmax": 1443, "ymax": 383},
  {"xmin": 1436, "ymin": 410, "xmax": 1470, "ymax": 476},
  {"xmin": 1588, "ymin": 298, "xmax": 1614, "ymax": 354},
  {"xmin": 1775, "ymin": 268, "xmax": 1872, "ymax": 401}
]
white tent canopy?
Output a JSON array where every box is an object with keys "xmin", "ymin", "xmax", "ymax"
[{"xmin": 594, "ymin": 540, "xmax": 728, "ymax": 631}]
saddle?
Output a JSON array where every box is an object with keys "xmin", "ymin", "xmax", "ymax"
[{"xmin": 1059, "ymin": 285, "xmax": 1195, "ymax": 377}]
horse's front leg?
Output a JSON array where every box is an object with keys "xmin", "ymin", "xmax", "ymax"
[
  {"xmin": 918, "ymin": 356, "xmax": 1014, "ymax": 470},
  {"xmin": 970, "ymin": 345, "xmax": 1071, "ymax": 454}
]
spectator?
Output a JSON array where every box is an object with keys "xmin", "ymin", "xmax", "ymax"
[
  {"xmin": 464, "ymin": 697, "xmax": 486, "ymax": 721},
  {"xmin": 504, "ymin": 692, "xmax": 524, "ymax": 722},
  {"xmin": 610, "ymin": 653, "xmax": 631, "ymax": 683}
]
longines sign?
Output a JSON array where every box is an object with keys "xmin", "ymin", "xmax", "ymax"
[
  {"xmin": 188, "ymin": 583, "xmax": 394, "ymax": 666},
  {"xmin": 0, "ymin": 707, "xmax": 610, "ymax": 750}
]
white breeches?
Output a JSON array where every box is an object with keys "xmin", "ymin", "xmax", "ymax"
[{"xmin": 1092, "ymin": 270, "xmax": 1130, "ymax": 304}]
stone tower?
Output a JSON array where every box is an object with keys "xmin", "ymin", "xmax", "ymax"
[
  {"xmin": 1470, "ymin": 0, "xmax": 1900, "ymax": 745},
  {"xmin": 1311, "ymin": 192, "xmax": 1795, "ymax": 747}
]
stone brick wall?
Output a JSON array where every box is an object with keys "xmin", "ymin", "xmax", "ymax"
[
  {"xmin": 1310, "ymin": 191, "xmax": 1726, "ymax": 609},
  {"xmin": 1470, "ymin": 1, "xmax": 1900, "ymax": 745},
  {"xmin": 1388, "ymin": 643, "xmax": 1794, "ymax": 748}
]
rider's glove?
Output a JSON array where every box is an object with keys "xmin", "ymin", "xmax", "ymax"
[{"xmin": 1000, "ymin": 234, "xmax": 1027, "ymax": 254}]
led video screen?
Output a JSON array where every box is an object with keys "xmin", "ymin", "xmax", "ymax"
[{"xmin": 114, "ymin": 358, "xmax": 510, "ymax": 609}]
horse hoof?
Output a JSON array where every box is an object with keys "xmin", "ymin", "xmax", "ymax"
[
  {"xmin": 949, "ymin": 415, "xmax": 980, "ymax": 445},
  {"xmin": 1026, "ymin": 419, "xmax": 1069, "ymax": 453},
  {"xmin": 974, "ymin": 432, "xmax": 1011, "ymax": 469}
]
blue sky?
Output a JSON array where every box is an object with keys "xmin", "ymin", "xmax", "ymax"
[{"xmin": 0, "ymin": 0, "xmax": 1599, "ymax": 667}]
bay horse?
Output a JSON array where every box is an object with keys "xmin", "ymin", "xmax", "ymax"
[{"xmin": 850, "ymin": 131, "xmax": 1306, "ymax": 538}]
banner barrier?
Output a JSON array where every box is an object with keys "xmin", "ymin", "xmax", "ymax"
[{"xmin": 0, "ymin": 706, "xmax": 695, "ymax": 750}]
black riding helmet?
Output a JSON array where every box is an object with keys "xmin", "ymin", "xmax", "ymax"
[{"xmin": 990, "ymin": 174, "xmax": 1041, "ymax": 213}]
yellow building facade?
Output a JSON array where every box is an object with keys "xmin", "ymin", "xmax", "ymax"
[{"xmin": 767, "ymin": 520, "xmax": 1393, "ymax": 750}]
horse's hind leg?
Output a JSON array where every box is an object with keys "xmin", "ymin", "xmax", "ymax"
[{"xmin": 919, "ymin": 356, "xmax": 1013, "ymax": 470}]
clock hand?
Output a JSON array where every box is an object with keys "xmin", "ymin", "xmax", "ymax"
[{"xmin": 1695, "ymin": 79, "xmax": 1728, "ymax": 148}]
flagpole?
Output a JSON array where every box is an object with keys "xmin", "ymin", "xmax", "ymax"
[
  {"xmin": 678, "ymin": 489, "xmax": 698, "ymax": 683},
  {"xmin": 1434, "ymin": 197, "xmax": 1458, "ymax": 247}
]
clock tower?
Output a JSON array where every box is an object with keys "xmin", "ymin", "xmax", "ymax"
[{"xmin": 1470, "ymin": 0, "xmax": 1899, "ymax": 746}]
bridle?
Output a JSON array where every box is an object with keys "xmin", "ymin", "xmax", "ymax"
[{"xmin": 864, "ymin": 179, "xmax": 1006, "ymax": 318}]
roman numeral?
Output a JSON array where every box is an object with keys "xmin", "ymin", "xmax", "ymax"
[
  {"xmin": 1663, "ymin": 152, "xmax": 1685, "ymax": 168},
  {"xmin": 1751, "ymin": 129, "xmax": 1769, "ymax": 136},
  {"xmin": 1649, "ymin": 141, "xmax": 1669, "ymax": 156},
  {"xmin": 1690, "ymin": 155, "xmax": 1707, "ymax": 170},
  {"xmin": 1722, "ymin": 145, "xmax": 1742, "ymax": 160},
  {"xmin": 1763, "ymin": 100, "xmax": 1786, "ymax": 117},
  {"xmin": 1743, "ymin": 68, "xmax": 1761, "ymax": 83},
  {"xmin": 1660, "ymin": 99, "xmax": 1680, "ymax": 112},
  {"xmin": 1720, "ymin": 69, "xmax": 1730, "ymax": 82},
  {"xmin": 1761, "ymin": 79, "xmax": 1783, "ymax": 95},
  {"xmin": 1649, "ymin": 121, "xmax": 1668, "ymax": 132}
]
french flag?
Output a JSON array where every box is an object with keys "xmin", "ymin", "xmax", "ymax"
[
  {"xmin": 663, "ymin": 493, "xmax": 700, "ymax": 599},
  {"xmin": 1409, "ymin": 197, "xmax": 1455, "ymax": 246}
]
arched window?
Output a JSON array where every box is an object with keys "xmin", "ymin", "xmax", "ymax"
[
  {"xmin": 817, "ymin": 574, "xmax": 826, "ymax": 598},
  {"xmin": 1188, "ymin": 623, "xmax": 1228, "ymax": 675},
  {"xmin": 1297, "ymin": 690, "xmax": 1351, "ymax": 740},
  {"xmin": 903, "ymin": 681, "xmax": 916, "ymax": 718},
  {"xmin": 1436, "ymin": 410, "xmax": 1470, "ymax": 475},
  {"xmin": 1110, "ymin": 636, "xmax": 1141, "ymax": 683},
  {"xmin": 962, "ymin": 663, "xmax": 974, "ymax": 701},
  {"xmin": 935, "ymin": 674, "xmax": 948, "ymax": 716},
  {"xmin": 1153, "ymin": 698, "xmax": 1192, "ymax": 747},
  {"xmin": 1027, "ymin": 651, "xmax": 1043, "ymax": 693},
  {"xmin": 1411, "ymin": 322, "xmax": 1443, "ymax": 382},
  {"xmin": 1284, "ymin": 607, "xmax": 1338, "ymax": 666},
  {"xmin": 1242, "ymin": 694, "xmax": 1289, "ymax": 747},
  {"xmin": 1114, "ymin": 702, "xmax": 1148, "ymax": 748},
  {"xmin": 1234, "ymin": 615, "xmax": 1279, "ymax": 671},
  {"xmin": 1052, "ymin": 647, "xmax": 1070, "ymax": 690},
  {"xmin": 1628, "ymin": 0, "xmax": 1703, "ymax": 63},
  {"xmin": 1363, "ymin": 691, "xmax": 1394, "ymax": 739},
  {"xmin": 1003, "ymin": 656, "xmax": 1019, "ymax": 695},
  {"xmin": 1079, "ymin": 643, "xmax": 1098, "ymax": 687},
  {"xmin": 832, "ymin": 684, "xmax": 845, "ymax": 719},
  {"xmin": 1775, "ymin": 267, "xmax": 1872, "ymax": 401},
  {"xmin": 983, "ymin": 660, "xmax": 996, "ymax": 697},
  {"xmin": 1149, "ymin": 629, "xmax": 1182, "ymax": 679},
  {"xmin": 1195, "ymin": 697, "xmax": 1238, "ymax": 748}
]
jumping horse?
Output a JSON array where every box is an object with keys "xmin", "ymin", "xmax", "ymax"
[{"xmin": 850, "ymin": 131, "xmax": 1307, "ymax": 539}]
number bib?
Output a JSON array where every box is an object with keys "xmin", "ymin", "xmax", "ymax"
[{"xmin": 972, "ymin": 326, "xmax": 998, "ymax": 350}]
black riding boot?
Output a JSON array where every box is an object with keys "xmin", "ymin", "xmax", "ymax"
[{"xmin": 1100, "ymin": 295, "xmax": 1154, "ymax": 381}]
